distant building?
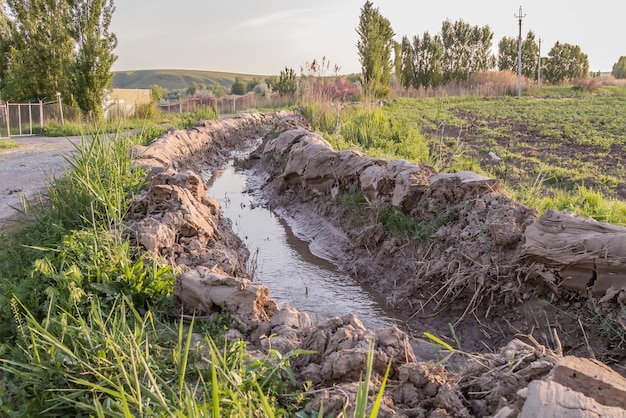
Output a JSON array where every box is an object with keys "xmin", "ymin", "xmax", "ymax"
[{"xmin": 104, "ymin": 88, "xmax": 152, "ymax": 118}]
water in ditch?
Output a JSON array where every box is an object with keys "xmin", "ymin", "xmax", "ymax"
[{"xmin": 205, "ymin": 159, "xmax": 407, "ymax": 331}]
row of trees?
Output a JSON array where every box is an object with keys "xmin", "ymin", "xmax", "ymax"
[
  {"xmin": 356, "ymin": 2, "xmax": 592, "ymax": 98},
  {"xmin": 0, "ymin": 0, "xmax": 117, "ymax": 119},
  {"xmin": 498, "ymin": 32, "xmax": 589, "ymax": 83},
  {"xmin": 398, "ymin": 20, "xmax": 495, "ymax": 91}
]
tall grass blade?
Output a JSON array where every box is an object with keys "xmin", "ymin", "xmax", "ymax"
[
  {"xmin": 211, "ymin": 345, "xmax": 220, "ymax": 418},
  {"xmin": 368, "ymin": 358, "xmax": 392, "ymax": 418},
  {"xmin": 354, "ymin": 338, "xmax": 375, "ymax": 417}
]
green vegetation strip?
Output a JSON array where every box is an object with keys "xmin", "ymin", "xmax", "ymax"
[
  {"xmin": 0, "ymin": 139, "xmax": 18, "ymax": 149},
  {"xmin": 304, "ymin": 85, "xmax": 626, "ymax": 225}
]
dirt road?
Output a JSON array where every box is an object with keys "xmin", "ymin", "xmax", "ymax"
[{"xmin": 0, "ymin": 135, "xmax": 80, "ymax": 227}]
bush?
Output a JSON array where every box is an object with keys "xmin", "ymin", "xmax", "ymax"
[
  {"xmin": 573, "ymin": 77, "xmax": 602, "ymax": 93},
  {"xmin": 134, "ymin": 101, "xmax": 161, "ymax": 119},
  {"xmin": 173, "ymin": 106, "xmax": 219, "ymax": 130}
]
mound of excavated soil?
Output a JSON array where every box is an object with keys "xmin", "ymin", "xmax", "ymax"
[
  {"xmin": 252, "ymin": 122, "xmax": 625, "ymax": 360},
  {"xmin": 129, "ymin": 112, "xmax": 626, "ymax": 417}
]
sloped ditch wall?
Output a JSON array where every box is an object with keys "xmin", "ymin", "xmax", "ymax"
[{"xmin": 129, "ymin": 112, "xmax": 626, "ymax": 417}]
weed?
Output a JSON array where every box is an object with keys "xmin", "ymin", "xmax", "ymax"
[
  {"xmin": 340, "ymin": 107, "xmax": 430, "ymax": 162},
  {"xmin": 0, "ymin": 297, "xmax": 309, "ymax": 416},
  {"xmin": 0, "ymin": 139, "xmax": 18, "ymax": 149},
  {"xmin": 340, "ymin": 190, "xmax": 371, "ymax": 226},
  {"xmin": 378, "ymin": 207, "xmax": 453, "ymax": 242},
  {"xmin": 353, "ymin": 338, "xmax": 392, "ymax": 418},
  {"xmin": 172, "ymin": 106, "xmax": 219, "ymax": 130}
]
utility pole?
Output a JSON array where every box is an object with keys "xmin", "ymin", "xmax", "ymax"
[
  {"xmin": 537, "ymin": 37, "xmax": 542, "ymax": 88},
  {"xmin": 515, "ymin": 6, "xmax": 526, "ymax": 99}
]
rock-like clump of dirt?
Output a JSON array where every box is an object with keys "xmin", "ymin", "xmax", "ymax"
[{"xmin": 129, "ymin": 112, "xmax": 626, "ymax": 417}]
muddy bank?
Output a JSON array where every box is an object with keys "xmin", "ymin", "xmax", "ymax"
[
  {"xmin": 129, "ymin": 112, "xmax": 626, "ymax": 417},
  {"xmin": 251, "ymin": 122, "xmax": 626, "ymax": 359}
]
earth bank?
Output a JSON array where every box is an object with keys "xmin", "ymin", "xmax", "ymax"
[{"xmin": 130, "ymin": 112, "xmax": 626, "ymax": 417}]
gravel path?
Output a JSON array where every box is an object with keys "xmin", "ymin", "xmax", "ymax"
[{"xmin": 0, "ymin": 135, "xmax": 81, "ymax": 227}]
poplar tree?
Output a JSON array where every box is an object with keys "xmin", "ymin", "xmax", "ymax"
[
  {"xmin": 399, "ymin": 35, "xmax": 414, "ymax": 90},
  {"xmin": 498, "ymin": 31, "xmax": 539, "ymax": 79},
  {"xmin": 611, "ymin": 56, "xmax": 626, "ymax": 79},
  {"xmin": 68, "ymin": 0, "xmax": 117, "ymax": 120},
  {"xmin": 1, "ymin": 0, "xmax": 118, "ymax": 120},
  {"xmin": 544, "ymin": 42, "xmax": 589, "ymax": 83},
  {"xmin": 356, "ymin": 1, "xmax": 395, "ymax": 99},
  {"xmin": 440, "ymin": 19, "xmax": 495, "ymax": 83},
  {"xmin": 0, "ymin": 8, "xmax": 11, "ymax": 92},
  {"xmin": 412, "ymin": 32, "xmax": 443, "ymax": 90},
  {"xmin": 2, "ymin": 0, "xmax": 74, "ymax": 102}
]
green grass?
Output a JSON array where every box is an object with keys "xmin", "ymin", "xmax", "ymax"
[
  {"xmin": 378, "ymin": 207, "xmax": 454, "ymax": 242},
  {"xmin": 0, "ymin": 139, "xmax": 18, "ymax": 149},
  {"xmin": 339, "ymin": 190, "xmax": 454, "ymax": 242},
  {"xmin": 340, "ymin": 191, "xmax": 371, "ymax": 227},
  {"xmin": 1, "ymin": 296, "xmax": 309, "ymax": 416},
  {"xmin": 302, "ymin": 103, "xmax": 430, "ymax": 163},
  {"xmin": 42, "ymin": 118, "xmax": 158, "ymax": 137},
  {"xmin": 41, "ymin": 106, "xmax": 218, "ymax": 138},
  {"xmin": 0, "ymin": 130, "xmax": 167, "ymax": 338},
  {"xmin": 171, "ymin": 106, "xmax": 220, "ymax": 130}
]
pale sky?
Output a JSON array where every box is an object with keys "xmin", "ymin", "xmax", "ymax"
[{"xmin": 110, "ymin": 1, "xmax": 626, "ymax": 76}]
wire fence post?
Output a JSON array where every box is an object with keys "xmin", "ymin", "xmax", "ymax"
[
  {"xmin": 56, "ymin": 92, "xmax": 64, "ymax": 125},
  {"xmin": 4, "ymin": 103, "xmax": 9, "ymax": 138},
  {"xmin": 39, "ymin": 100, "xmax": 44, "ymax": 131}
]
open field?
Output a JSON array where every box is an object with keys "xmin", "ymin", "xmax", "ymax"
[{"xmin": 393, "ymin": 86, "xmax": 626, "ymax": 223}]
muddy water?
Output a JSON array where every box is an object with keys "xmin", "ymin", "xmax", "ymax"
[{"xmin": 206, "ymin": 160, "xmax": 406, "ymax": 330}]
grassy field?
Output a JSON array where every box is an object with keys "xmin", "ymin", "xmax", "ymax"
[
  {"xmin": 305, "ymin": 84, "xmax": 626, "ymax": 224},
  {"xmin": 397, "ymin": 86, "xmax": 626, "ymax": 223},
  {"xmin": 111, "ymin": 69, "xmax": 266, "ymax": 90}
]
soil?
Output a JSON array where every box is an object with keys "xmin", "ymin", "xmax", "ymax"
[
  {"xmin": 247, "ymin": 131, "xmax": 624, "ymax": 367},
  {"xmin": 445, "ymin": 111, "xmax": 626, "ymax": 199}
]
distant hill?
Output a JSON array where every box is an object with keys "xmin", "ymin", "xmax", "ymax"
[{"xmin": 111, "ymin": 69, "xmax": 267, "ymax": 90}]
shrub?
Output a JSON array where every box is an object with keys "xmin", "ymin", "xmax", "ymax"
[
  {"xmin": 173, "ymin": 106, "xmax": 219, "ymax": 129},
  {"xmin": 573, "ymin": 77, "xmax": 602, "ymax": 93}
]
